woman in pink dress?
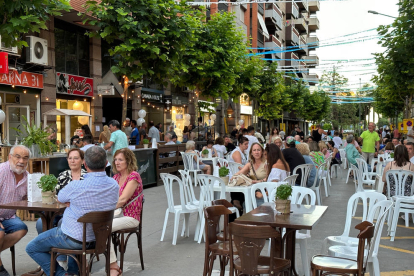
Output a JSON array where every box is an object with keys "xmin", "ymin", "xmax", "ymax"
[{"xmin": 110, "ymin": 148, "xmax": 143, "ymax": 276}]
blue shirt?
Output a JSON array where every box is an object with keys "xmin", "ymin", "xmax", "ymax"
[
  {"xmin": 58, "ymin": 171, "xmax": 119, "ymax": 242},
  {"xmin": 130, "ymin": 127, "xmax": 140, "ymax": 145},
  {"xmin": 110, "ymin": 130, "xmax": 129, "ymax": 154}
]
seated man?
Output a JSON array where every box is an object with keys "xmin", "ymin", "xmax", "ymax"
[
  {"xmin": 0, "ymin": 145, "xmax": 31, "ymax": 276},
  {"xmin": 26, "ymin": 146, "xmax": 119, "ymax": 276}
]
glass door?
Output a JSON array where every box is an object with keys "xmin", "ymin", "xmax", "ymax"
[{"xmin": 6, "ymin": 105, "xmax": 30, "ymax": 144}]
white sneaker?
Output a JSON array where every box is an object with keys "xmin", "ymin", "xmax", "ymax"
[{"xmin": 57, "ymin": 260, "xmax": 68, "ymax": 271}]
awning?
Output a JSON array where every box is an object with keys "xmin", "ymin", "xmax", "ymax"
[
  {"xmin": 258, "ymin": 13, "xmax": 270, "ymax": 40},
  {"xmin": 42, "ymin": 108, "xmax": 92, "ymax": 117}
]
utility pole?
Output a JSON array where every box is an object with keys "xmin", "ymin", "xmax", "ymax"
[{"xmin": 359, "ymin": 78, "xmax": 361, "ymax": 135}]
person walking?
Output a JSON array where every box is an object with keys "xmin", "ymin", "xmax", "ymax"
[
  {"xmin": 148, "ymin": 121, "xmax": 161, "ymax": 142},
  {"xmin": 360, "ymin": 122, "xmax": 380, "ymax": 164},
  {"xmin": 104, "ymin": 120, "xmax": 129, "ymax": 154}
]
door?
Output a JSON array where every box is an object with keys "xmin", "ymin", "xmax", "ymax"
[{"xmin": 6, "ymin": 105, "xmax": 30, "ymax": 143}]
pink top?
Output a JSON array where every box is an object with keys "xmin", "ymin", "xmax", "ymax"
[
  {"xmin": 113, "ymin": 171, "xmax": 143, "ymax": 221},
  {"xmin": 0, "ymin": 161, "xmax": 28, "ymax": 220}
]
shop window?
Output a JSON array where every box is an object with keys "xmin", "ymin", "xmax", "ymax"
[
  {"xmin": 240, "ymin": 93, "xmax": 250, "ymax": 106},
  {"xmin": 56, "ymin": 100, "xmax": 90, "ymax": 143},
  {"xmin": 55, "ymin": 20, "xmax": 90, "ymax": 77}
]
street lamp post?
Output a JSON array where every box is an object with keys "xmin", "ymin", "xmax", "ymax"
[{"xmin": 368, "ymin": 10, "xmax": 397, "ymax": 19}]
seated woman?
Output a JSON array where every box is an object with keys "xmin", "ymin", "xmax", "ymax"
[
  {"xmin": 272, "ymin": 136, "xmax": 285, "ymax": 150},
  {"xmin": 35, "ymin": 149, "xmax": 87, "ymax": 234},
  {"xmin": 382, "ymin": 145, "xmax": 414, "ymax": 196},
  {"xmin": 345, "ymin": 135, "xmax": 360, "ymax": 168},
  {"xmin": 380, "ymin": 142, "xmax": 395, "ymax": 154},
  {"xmin": 309, "ymin": 141, "xmax": 326, "ymax": 169},
  {"xmin": 327, "ymin": 141, "xmax": 340, "ymax": 166},
  {"xmin": 185, "ymin": 141, "xmax": 211, "ymax": 175},
  {"xmin": 230, "ymin": 143, "xmax": 267, "ymax": 212},
  {"xmin": 202, "ymin": 139, "xmax": 218, "ymax": 158},
  {"xmin": 296, "ymin": 143, "xmax": 317, "ymax": 187},
  {"xmin": 228, "ymin": 136, "xmax": 249, "ymax": 167},
  {"xmin": 212, "ymin": 137, "xmax": 226, "ymax": 158},
  {"xmin": 318, "ymin": 141, "xmax": 330, "ymax": 159},
  {"xmin": 266, "ymin": 143, "xmax": 290, "ymax": 182},
  {"xmin": 110, "ymin": 148, "xmax": 144, "ymax": 276}
]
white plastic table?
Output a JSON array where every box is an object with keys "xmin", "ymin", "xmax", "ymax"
[{"xmin": 213, "ymin": 184, "xmax": 253, "ymax": 213}]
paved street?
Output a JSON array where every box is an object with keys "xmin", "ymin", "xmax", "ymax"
[{"xmin": 2, "ymin": 167, "xmax": 414, "ymax": 276}]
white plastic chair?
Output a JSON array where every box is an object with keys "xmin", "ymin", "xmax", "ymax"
[
  {"xmin": 328, "ymin": 200, "xmax": 393, "ymax": 276},
  {"xmin": 385, "ymin": 170, "xmax": 414, "ymax": 241},
  {"xmin": 345, "ymin": 158, "xmax": 357, "ymax": 184},
  {"xmin": 283, "ymin": 174, "xmax": 299, "ymax": 186},
  {"xmin": 319, "ymin": 161, "xmax": 330, "ymax": 197},
  {"xmin": 228, "ymin": 161, "xmax": 243, "ymax": 177},
  {"xmin": 250, "ymin": 182, "xmax": 285, "ymax": 209},
  {"xmin": 308, "ymin": 164, "xmax": 326, "ymax": 205},
  {"xmin": 178, "ymin": 170, "xmax": 199, "ymax": 207},
  {"xmin": 331, "ymin": 149, "xmax": 346, "ymax": 178},
  {"xmin": 213, "ymin": 158, "xmax": 229, "ymax": 178},
  {"xmin": 197, "ymin": 174, "xmax": 239, "ymax": 243},
  {"xmin": 321, "ymin": 191, "xmax": 387, "ymax": 253},
  {"xmin": 324, "ymin": 156, "xmax": 333, "ymax": 188},
  {"xmin": 356, "ymin": 158, "xmax": 376, "ymax": 189},
  {"xmin": 181, "ymin": 152, "xmax": 202, "ymax": 186},
  {"xmin": 160, "ymin": 173, "xmax": 200, "ymax": 245},
  {"xmin": 293, "ymin": 164, "xmax": 313, "ymax": 187}
]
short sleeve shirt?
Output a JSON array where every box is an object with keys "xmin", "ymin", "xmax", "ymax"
[
  {"xmin": 148, "ymin": 126, "xmax": 160, "ymax": 142},
  {"xmin": 113, "ymin": 171, "xmax": 143, "ymax": 221},
  {"xmin": 407, "ymin": 129, "xmax": 414, "ymax": 143},
  {"xmin": 110, "ymin": 130, "xmax": 129, "ymax": 154},
  {"xmin": 360, "ymin": 130, "xmax": 380, "ymax": 153}
]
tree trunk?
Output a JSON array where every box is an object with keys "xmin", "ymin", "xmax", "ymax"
[{"xmin": 121, "ymin": 77, "xmax": 129, "ymax": 126}]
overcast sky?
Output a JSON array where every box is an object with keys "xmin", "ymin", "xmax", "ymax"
[{"xmin": 310, "ymin": 0, "xmax": 400, "ymax": 89}]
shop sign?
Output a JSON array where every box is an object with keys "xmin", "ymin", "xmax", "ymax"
[
  {"xmin": 56, "ymin": 72, "xmax": 93, "ymax": 97},
  {"xmin": 240, "ymin": 105, "xmax": 253, "ymax": 115},
  {"xmin": 0, "ymin": 70, "xmax": 43, "ymax": 89},
  {"xmin": 141, "ymin": 91, "xmax": 163, "ymax": 103}
]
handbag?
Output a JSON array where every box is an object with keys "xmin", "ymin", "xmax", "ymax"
[
  {"xmin": 228, "ymin": 174, "xmax": 253, "ymax": 187},
  {"xmin": 114, "ymin": 191, "xmax": 143, "ymax": 219}
]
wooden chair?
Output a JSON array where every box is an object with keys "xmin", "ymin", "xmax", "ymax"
[
  {"xmin": 50, "ymin": 210, "xmax": 114, "ymax": 276},
  {"xmin": 203, "ymin": 205, "xmax": 233, "ymax": 276},
  {"xmin": 212, "ymin": 199, "xmax": 235, "ymax": 241},
  {"xmin": 229, "ymin": 223, "xmax": 290, "ymax": 276},
  {"xmin": 10, "ymin": 245, "xmax": 16, "ymax": 276},
  {"xmin": 111, "ymin": 198, "xmax": 145, "ymax": 272},
  {"xmin": 311, "ymin": 221, "xmax": 375, "ymax": 276}
]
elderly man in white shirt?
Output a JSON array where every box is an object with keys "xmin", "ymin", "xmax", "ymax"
[{"xmin": 332, "ymin": 131, "xmax": 342, "ymax": 148}]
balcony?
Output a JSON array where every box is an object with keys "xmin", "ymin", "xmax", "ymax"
[
  {"xmin": 298, "ymin": 35, "xmax": 308, "ymax": 55},
  {"xmin": 265, "ymin": 4, "xmax": 283, "ymax": 30},
  {"xmin": 292, "ymin": 17, "xmax": 308, "ymax": 33},
  {"xmin": 286, "ymin": 2, "xmax": 300, "ymax": 19},
  {"xmin": 309, "ymin": 1, "xmax": 320, "ymax": 13},
  {"xmin": 258, "ymin": 3, "xmax": 264, "ymax": 15},
  {"xmin": 308, "ymin": 17, "xmax": 320, "ymax": 32},
  {"xmin": 304, "ymin": 73, "xmax": 319, "ymax": 85},
  {"xmin": 286, "ymin": 25, "xmax": 300, "ymax": 46},
  {"xmin": 307, "ymin": 36, "xmax": 319, "ymax": 49},
  {"xmin": 265, "ymin": 35, "xmax": 282, "ymax": 59},
  {"xmin": 295, "ymin": 0, "xmax": 308, "ymax": 12},
  {"xmin": 218, "ymin": 3, "xmax": 229, "ymax": 12},
  {"xmin": 303, "ymin": 55, "xmax": 319, "ymax": 67},
  {"xmin": 286, "ymin": 52, "xmax": 299, "ymax": 68},
  {"xmin": 298, "ymin": 61, "xmax": 309, "ymax": 76}
]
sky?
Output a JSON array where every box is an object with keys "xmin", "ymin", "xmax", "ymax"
[{"xmin": 311, "ymin": 0, "xmax": 400, "ymax": 89}]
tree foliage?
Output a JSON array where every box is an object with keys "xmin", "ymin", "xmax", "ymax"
[
  {"xmin": 373, "ymin": 0, "xmax": 414, "ymax": 118},
  {"xmin": 0, "ymin": 0, "xmax": 71, "ymax": 48},
  {"xmin": 298, "ymin": 90, "xmax": 331, "ymax": 123}
]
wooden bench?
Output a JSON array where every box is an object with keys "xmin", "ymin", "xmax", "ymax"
[{"xmin": 156, "ymin": 144, "xmax": 186, "ymax": 175}]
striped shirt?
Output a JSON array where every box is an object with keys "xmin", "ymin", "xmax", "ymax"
[
  {"xmin": 0, "ymin": 161, "xmax": 28, "ymax": 220},
  {"xmin": 58, "ymin": 171, "xmax": 119, "ymax": 242}
]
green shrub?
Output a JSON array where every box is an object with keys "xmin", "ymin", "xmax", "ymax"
[
  {"xmin": 37, "ymin": 174, "xmax": 58, "ymax": 192},
  {"xmin": 202, "ymin": 149, "xmax": 209, "ymax": 155},
  {"xmin": 142, "ymin": 139, "xmax": 149, "ymax": 144},
  {"xmin": 218, "ymin": 166, "xmax": 230, "ymax": 177},
  {"xmin": 275, "ymin": 184, "xmax": 292, "ymax": 200}
]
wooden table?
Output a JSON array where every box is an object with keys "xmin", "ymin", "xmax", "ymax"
[
  {"xmin": 236, "ymin": 203, "xmax": 328, "ymax": 276},
  {"xmin": 0, "ymin": 201, "xmax": 66, "ymax": 232}
]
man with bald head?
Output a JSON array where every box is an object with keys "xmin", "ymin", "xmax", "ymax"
[{"xmin": 0, "ymin": 145, "xmax": 31, "ymax": 276}]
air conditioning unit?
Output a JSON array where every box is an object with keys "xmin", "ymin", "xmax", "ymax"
[
  {"xmin": 26, "ymin": 36, "xmax": 48, "ymax": 65},
  {"xmin": 0, "ymin": 36, "xmax": 19, "ymax": 56}
]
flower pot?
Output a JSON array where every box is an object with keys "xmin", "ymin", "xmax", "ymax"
[
  {"xmin": 143, "ymin": 144, "xmax": 149, "ymax": 148},
  {"xmin": 41, "ymin": 191, "xmax": 55, "ymax": 204},
  {"xmin": 220, "ymin": 176, "xmax": 229, "ymax": 185},
  {"xmin": 31, "ymin": 144, "xmax": 41, "ymax": 158},
  {"xmin": 202, "ymin": 154, "xmax": 209, "ymax": 158},
  {"xmin": 275, "ymin": 199, "xmax": 291, "ymax": 214}
]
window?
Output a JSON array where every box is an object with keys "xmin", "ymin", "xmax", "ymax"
[{"xmin": 55, "ymin": 20, "xmax": 90, "ymax": 77}]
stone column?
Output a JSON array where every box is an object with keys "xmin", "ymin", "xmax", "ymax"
[{"xmin": 90, "ymin": 37, "xmax": 103, "ymax": 139}]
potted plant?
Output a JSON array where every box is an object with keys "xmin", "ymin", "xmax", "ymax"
[
  {"xmin": 274, "ymin": 184, "xmax": 292, "ymax": 214},
  {"xmin": 201, "ymin": 149, "xmax": 209, "ymax": 158},
  {"xmin": 14, "ymin": 116, "xmax": 56, "ymax": 157},
  {"xmin": 218, "ymin": 166, "xmax": 230, "ymax": 184},
  {"xmin": 142, "ymin": 139, "xmax": 150, "ymax": 148},
  {"xmin": 37, "ymin": 174, "xmax": 58, "ymax": 204}
]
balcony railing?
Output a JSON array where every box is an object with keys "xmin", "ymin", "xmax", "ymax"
[
  {"xmin": 286, "ymin": 25, "xmax": 300, "ymax": 46},
  {"xmin": 295, "ymin": 0, "xmax": 308, "ymax": 11},
  {"xmin": 265, "ymin": 35, "xmax": 282, "ymax": 59},
  {"xmin": 265, "ymin": 4, "xmax": 283, "ymax": 30},
  {"xmin": 258, "ymin": 3, "xmax": 264, "ymax": 15},
  {"xmin": 305, "ymin": 73, "xmax": 319, "ymax": 85},
  {"xmin": 308, "ymin": 17, "xmax": 320, "ymax": 32},
  {"xmin": 287, "ymin": 52, "xmax": 299, "ymax": 68},
  {"xmin": 307, "ymin": 36, "xmax": 319, "ymax": 48},
  {"xmin": 303, "ymin": 55, "xmax": 319, "ymax": 67},
  {"xmin": 292, "ymin": 17, "xmax": 308, "ymax": 33},
  {"xmin": 308, "ymin": 1, "xmax": 320, "ymax": 13}
]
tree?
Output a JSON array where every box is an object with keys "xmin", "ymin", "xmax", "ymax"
[
  {"xmin": 85, "ymin": 0, "xmax": 198, "ymax": 123},
  {"xmin": 169, "ymin": 11, "xmax": 249, "ymax": 101},
  {"xmin": 373, "ymin": 0, "xmax": 414, "ymax": 119},
  {"xmin": 232, "ymin": 54, "xmax": 264, "ymax": 99},
  {"xmin": 0, "ymin": 0, "xmax": 71, "ymax": 48},
  {"xmin": 298, "ymin": 90, "xmax": 331, "ymax": 124}
]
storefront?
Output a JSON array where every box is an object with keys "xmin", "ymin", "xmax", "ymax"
[
  {"xmin": 0, "ymin": 70, "xmax": 43, "ymax": 143},
  {"xmin": 55, "ymin": 72, "xmax": 93, "ymax": 142},
  {"xmin": 239, "ymin": 93, "xmax": 253, "ymax": 127},
  {"xmin": 171, "ymin": 91, "xmax": 189, "ymax": 142},
  {"xmin": 140, "ymin": 89, "xmax": 164, "ymax": 128}
]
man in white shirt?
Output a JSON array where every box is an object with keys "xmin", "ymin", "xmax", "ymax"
[
  {"xmin": 405, "ymin": 142, "xmax": 414, "ymax": 164},
  {"xmin": 80, "ymin": 135, "xmax": 94, "ymax": 152},
  {"xmin": 244, "ymin": 126, "xmax": 259, "ymax": 154},
  {"xmin": 381, "ymin": 128, "xmax": 387, "ymax": 139},
  {"xmin": 332, "ymin": 131, "xmax": 342, "ymax": 148},
  {"xmin": 407, "ymin": 128, "xmax": 414, "ymax": 143},
  {"xmin": 148, "ymin": 121, "xmax": 161, "ymax": 142}
]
